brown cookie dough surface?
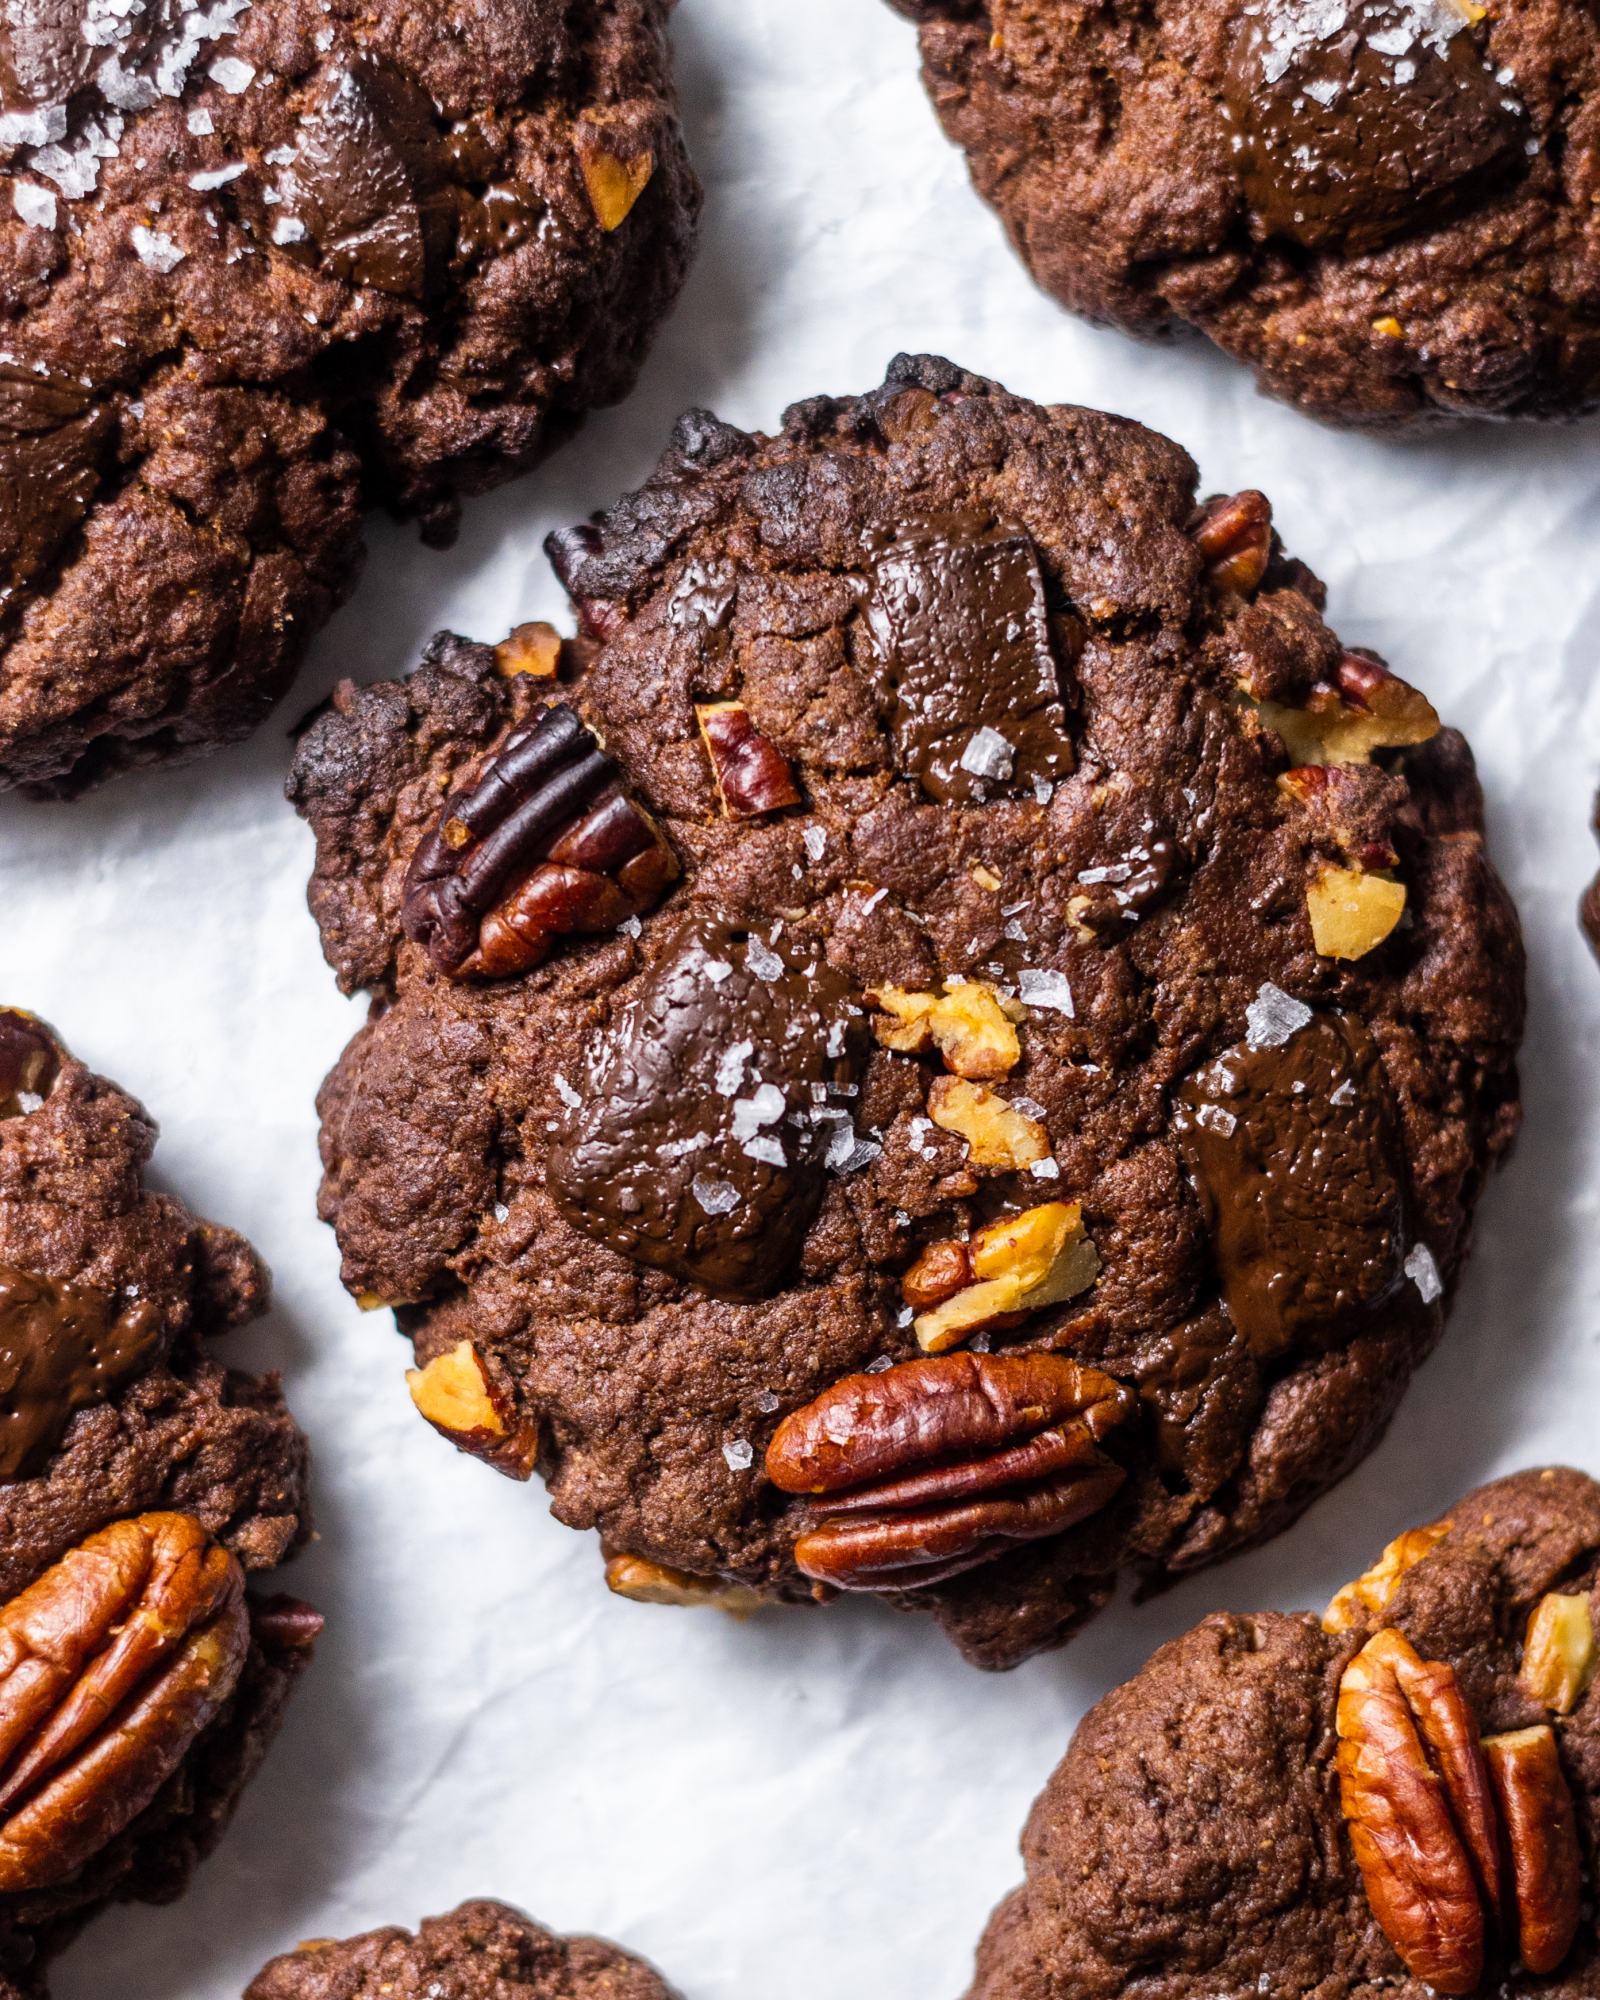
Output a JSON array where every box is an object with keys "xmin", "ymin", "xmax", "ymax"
[
  {"xmin": 245, "ymin": 1900, "xmax": 677, "ymax": 2000},
  {"xmin": 886, "ymin": 0, "xmax": 1600, "ymax": 429},
  {"xmin": 0, "ymin": 0, "xmax": 699, "ymax": 794},
  {"xmin": 969, "ymin": 1468, "xmax": 1600, "ymax": 2000},
  {"xmin": 291, "ymin": 354, "xmax": 1522, "ymax": 1670},
  {"xmin": 0, "ymin": 1007, "xmax": 317, "ymax": 1995}
]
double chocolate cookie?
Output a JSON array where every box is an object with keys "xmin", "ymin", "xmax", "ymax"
[
  {"xmin": 969, "ymin": 1468, "xmax": 1600, "ymax": 2000},
  {"xmin": 0, "ymin": 0, "xmax": 699, "ymax": 794},
  {"xmin": 244, "ymin": 1900, "xmax": 677, "ymax": 2000},
  {"xmin": 0, "ymin": 1008, "xmax": 316, "ymax": 1996},
  {"xmin": 291, "ymin": 354, "xmax": 1522, "ymax": 1670},
  {"xmin": 886, "ymin": 0, "xmax": 1600, "ymax": 428}
]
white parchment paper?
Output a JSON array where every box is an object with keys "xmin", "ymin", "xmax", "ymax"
[{"xmin": 5, "ymin": 4, "xmax": 1600, "ymax": 1994}]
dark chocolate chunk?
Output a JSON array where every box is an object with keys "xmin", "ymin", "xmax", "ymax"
[
  {"xmin": 1222, "ymin": 0, "xmax": 1520, "ymax": 252},
  {"xmin": 1072, "ymin": 833, "xmax": 1181, "ymax": 932},
  {"xmin": 0, "ymin": 1266, "xmax": 164, "ymax": 1477},
  {"xmin": 1171, "ymin": 1006, "xmax": 1405, "ymax": 1358},
  {"xmin": 863, "ymin": 519, "xmax": 1076, "ymax": 804},
  {"xmin": 401, "ymin": 701, "xmax": 678, "ymax": 979},
  {"xmin": 454, "ymin": 183, "xmax": 541, "ymax": 264},
  {"xmin": 548, "ymin": 917, "xmax": 864, "ymax": 1297},
  {"xmin": 276, "ymin": 57, "xmax": 455, "ymax": 298},
  {"xmin": 0, "ymin": 1009, "xmax": 58, "ymax": 1116},
  {"xmin": 0, "ymin": 358, "xmax": 112, "ymax": 630}
]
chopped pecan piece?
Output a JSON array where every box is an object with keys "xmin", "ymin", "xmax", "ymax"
[
  {"xmin": 1192, "ymin": 490, "xmax": 1272, "ymax": 597},
  {"xmin": 574, "ymin": 121, "xmax": 654, "ymax": 232},
  {"xmin": 604, "ymin": 1555, "xmax": 767, "ymax": 1616},
  {"xmin": 869, "ymin": 980, "xmax": 1022, "ymax": 1078},
  {"xmin": 694, "ymin": 702, "xmax": 802, "ymax": 818},
  {"xmin": 1306, "ymin": 861, "xmax": 1406, "ymax": 961},
  {"xmin": 927, "ymin": 1075, "xmax": 1048, "ymax": 1170},
  {"xmin": 401, "ymin": 702, "xmax": 678, "ymax": 979},
  {"xmin": 1483, "ymin": 1725, "xmax": 1583, "ymax": 1977},
  {"xmin": 1323, "ymin": 1520, "xmax": 1450, "ymax": 1633},
  {"xmin": 494, "ymin": 622, "xmax": 562, "ymax": 679},
  {"xmin": 908, "ymin": 1200, "xmax": 1099, "ymax": 1354},
  {"xmin": 0, "ymin": 1512, "xmax": 250, "ymax": 1892},
  {"xmin": 765, "ymin": 1352, "xmax": 1131, "ymax": 1591},
  {"xmin": 1336, "ymin": 1627, "xmax": 1503, "ymax": 1994},
  {"xmin": 1261, "ymin": 652, "xmax": 1439, "ymax": 768},
  {"xmin": 0, "ymin": 1011, "xmax": 58, "ymax": 1119},
  {"xmin": 1520, "ymin": 1592, "xmax": 1598, "ymax": 1714},
  {"xmin": 407, "ymin": 1340, "xmax": 539, "ymax": 1480}
]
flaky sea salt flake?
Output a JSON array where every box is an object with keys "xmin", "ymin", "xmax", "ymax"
[
  {"xmin": 959, "ymin": 726, "xmax": 1014, "ymax": 782},
  {"xmin": 1405, "ymin": 1242, "xmax": 1443, "ymax": 1304},
  {"xmin": 13, "ymin": 184, "xmax": 57, "ymax": 230},
  {"xmin": 208, "ymin": 54, "xmax": 255, "ymax": 91},
  {"xmin": 131, "ymin": 223, "xmax": 186, "ymax": 271},
  {"xmin": 1245, "ymin": 981, "xmax": 1312, "ymax": 1049},
  {"xmin": 1018, "ymin": 968, "xmax": 1075, "ymax": 1018},
  {"xmin": 722, "ymin": 1438, "xmax": 754, "ymax": 1473},
  {"xmin": 691, "ymin": 1174, "xmax": 740, "ymax": 1216}
]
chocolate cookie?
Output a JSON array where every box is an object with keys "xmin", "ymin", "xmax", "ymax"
[
  {"xmin": 0, "ymin": 0, "xmax": 699, "ymax": 795},
  {"xmin": 969, "ymin": 1467, "xmax": 1600, "ymax": 2000},
  {"xmin": 290, "ymin": 353, "xmax": 1522, "ymax": 1671},
  {"xmin": 244, "ymin": 1899, "xmax": 677, "ymax": 2000},
  {"xmin": 0, "ymin": 1008, "xmax": 316, "ymax": 1995},
  {"xmin": 885, "ymin": 0, "xmax": 1600, "ymax": 428}
]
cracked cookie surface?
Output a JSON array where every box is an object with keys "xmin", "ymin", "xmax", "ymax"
[
  {"xmin": 0, "ymin": 1008, "xmax": 315, "ymax": 1995},
  {"xmin": 968, "ymin": 1468, "xmax": 1600, "ymax": 2000},
  {"xmin": 886, "ymin": 0, "xmax": 1600, "ymax": 429},
  {"xmin": 244, "ymin": 1899, "xmax": 678, "ymax": 2000},
  {"xmin": 292, "ymin": 353, "xmax": 1521, "ymax": 1670},
  {"xmin": 0, "ymin": 0, "xmax": 699, "ymax": 793}
]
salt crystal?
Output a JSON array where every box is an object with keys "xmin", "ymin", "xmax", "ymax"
[
  {"xmin": 691, "ymin": 1174, "xmax": 740, "ymax": 1216},
  {"xmin": 263, "ymin": 142, "xmax": 294, "ymax": 164},
  {"xmin": 741, "ymin": 1134, "xmax": 787, "ymax": 1168},
  {"xmin": 959, "ymin": 726, "xmax": 1014, "ymax": 782},
  {"xmin": 618, "ymin": 913, "xmax": 642, "ymax": 936},
  {"xmin": 1018, "ymin": 968, "xmax": 1075, "ymax": 1018},
  {"xmin": 208, "ymin": 54, "xmax": 255, "ymax": 91},
  {"xmin": 745, "ymin": 937, "xmax": 784, "ymax": 981},
  {"xmin": 553, "ymin": 1072, "xmax": 582, "ymax": 1110},
  {"xmin": 1330, "ymin": 1078, "xmax": 1356, "ymax": 1106},
  {"xmin": 1011, "ymin": 1096, "xmax": 1048, "ymax": 1120},
  {"xmin": 825, "ymin": 1021, "xmax": 848, "ymax": 1059},
  {"xmin": 190, "ymin": 161, "xmax": 246, "ymax": 188},
  {"xmin": 13, "ymin": 184, "xmax": 57, "ymax": 230},
  {"xmin": 703, "ymin": 958, "xmax": 733, "ymax": 984},
  {"xmin": 96, "ymin": 56, "xmax": 158, "ymax": 110},
  {"xmin": 859, "ymin": 886, "xmax": 887, "ymax": 913},
  {"xmin": 1245, "ymin": 981, "xmax": 1312, "ymax": 1049},
  {"xmin": 722, "ymin": 1438, "xmax": 754, "ymax": 1473},
  {"xmin": 802, "ymin": 824, "xmax": 826, "ymax": 861},
  {"xmin": 713, "ymin": 1041, "xmax": 753, "ymax": 1096},
  {"xmin": 822, "ymin": 1117, "xmax": 880, "ymax": 1174},
  {"xmin": 754, "ymin": 1390, "xmax": 781, "ymax": 1415},
  {"xmin": 865, "ymin": 1355, "xmax": 894, "ymax": 1373},
  {"xmin": 131, "ymin": 223, "xmax": 186, "ymax": 271},
  {"xmin": 731, "ymin": 1084, "xmax": 785, "ymax": 1139},
  {"xmin": 493, "ymin": 1203, "xmax": 509, "ymax": 1223},
  {"xmin": 1195, "ymin": 1104, "xmax": 1237, "ymax": 1138},
  {"xmin": 1029, "ymin": 1157, "xmax": 1061, "ymax": 1181},
  {"xmin": 187, "ymin": 108, "xmax": 214, "ymax": 134},
  {"xmin": 1033, "ymin": 778, "xmax": 1054, "ymax": 805},
  {"xmin": 1405, "ymin": 1242, "xmax": 1443, "ymax": 1304},
  {"xmin": 1002, "ymin": 919, "xmax": 1027, "ymax": 943},
  {"xmin": 0, "ymin": 106, "xmax": 67, "ymax": 148}
]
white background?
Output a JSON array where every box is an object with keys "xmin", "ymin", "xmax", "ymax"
[{"xmin": 5, "ymin": 4, "xmax": 1599, "ymax": 1994}]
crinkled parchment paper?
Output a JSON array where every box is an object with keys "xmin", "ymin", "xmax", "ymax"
[{"xmin": 4, "ymin": 5, "xmax": 1599, "ymax": 1995}]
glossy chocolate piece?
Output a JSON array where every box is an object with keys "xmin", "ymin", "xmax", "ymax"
[
  {"xmin": 863, "ymin": 518, "xmax": 1076, "ymax": 804},
  {"xmin": 1172, "ymin": 1009, "xmax": 1405, "ymax": 1358},
  {"xmin": 0, "ymin": 1267, "xmax": 163, "ymax": 1478},
  {"xmin": 276, "ymin": 57, "xmax": 454, "ymax": 298},
  {"xmin": 548, "ymin": 917, "xmax": 864, "ymax": 1296},
  {"xmin": 0, "ymin": 1010, "xmax": 58, "ymax": 1117},
  {"xmin": 1223, "ymin": 0, "xmax": 1520, "ymax": 252},
  {"xmin": 0, "ymin": 359, "xmax": 112, "ymax": 630}
]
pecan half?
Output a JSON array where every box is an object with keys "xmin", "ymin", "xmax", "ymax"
[
  {"xmin": 1323, "ymin": 1520, "xmax": 1449, "ymax": 1634},
  {"xmin": 1483, "ymin": 1726, "xmax": 1583, "ymax": 1977},
  {"xmin": 1336, "ymin": 1628, "xmax": 1503, "ymax": 1995},
  {"xmin": 1192, "ymin": 490, "xmax": 1272, "ymax": 596},
  {"xmin": 0, "ymin": 1011, "xmax": 58, "ymax": 1120},
  {"xmin": 0, "ymin": 1512, "xmax": 249, "ymax": 1892},
  {"xmin": 765, "ymin": 1352, "xmax": 1131, "ymax": 1591},
  {"xmin": 401, "ymin": 703, "xmax": 678, "ymax": 980},
  {"xmin": 694, "ymin": 702, "xmax": 801, "ymax": 818}
]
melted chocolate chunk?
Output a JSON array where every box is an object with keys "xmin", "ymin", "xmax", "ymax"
[
  {"xmin": 1223, "ymin": 0, "xmax": 1520, "ymax": 252},
  {"xmin": 863, "ymin": 518, "xmax": 1076, "ymax": 805},
  {"xmin": 454, "ymin": 183, "xmax": 541, "ymax": 264},
  {"xmin": 0, "ymin": 1266, "xmax": 163, "ymax": 1478},
  {"xmin": 1073, "ymin": 833, "xmax": 1181, "ymax": 933},
  {"xmin": 0, "ymin": 1010, "xmax": 57, "ymax": 1116},
  {"xmin": 548, "ymin": 917, "xmax": 864, "ymax": 1297},
  {"xmin": 1171, "ymin": 1010, "xmax": 1404, "ymax": 1359},
  {"xmin": 0, "ymin": 358, "xmax": 112, "ymax": 629},
  {"xmin": 277, "ymin": 57, "xmax": 454, "ymax": 297}
]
